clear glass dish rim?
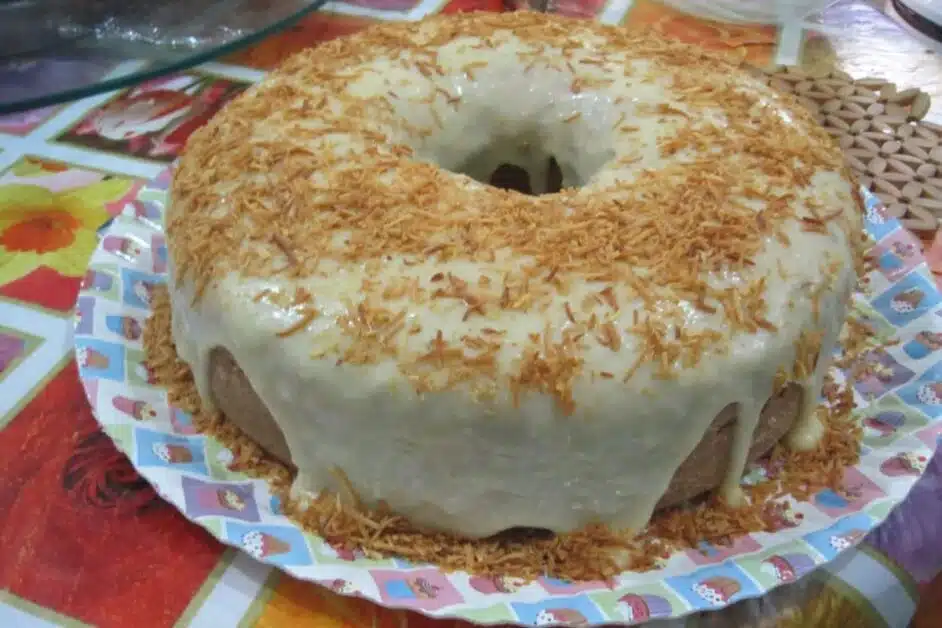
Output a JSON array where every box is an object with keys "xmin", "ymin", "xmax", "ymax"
[{"xmin": 0, "ymin": 0, "xmax": 327, "ymax": 115}]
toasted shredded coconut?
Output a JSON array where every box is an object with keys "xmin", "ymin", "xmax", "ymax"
[
  {"xmin": 165, "ymin": 12, "xmax": 862, "ymax": 414},
  {"xmin": 275, "ymin": 306, "xmax": 319, "ymax": 338}
]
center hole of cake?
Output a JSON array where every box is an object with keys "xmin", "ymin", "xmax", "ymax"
[
  {"xmin": 487, "ymin": 158, "xmax": 563, "ymax": 195},
  {"xmin": 448, "ymin": 133, "xmax": 581, "ymax": 195}
]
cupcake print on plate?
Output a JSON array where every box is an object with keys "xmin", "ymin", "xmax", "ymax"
[
  {"xmin": 880, "ymin": 452, "xmax": 930, "ymax": 477},
  {"xmin": 873, "ymin": 271, "xmax": 941, "ymax": 327},
  {"xmin": 614, "ymin": 593, "xmax": 674, "ymax": 623},
  {"xmin": 903, "ymin": 330, "xmax": 942, "ymax": 360},
  {"xmin": 225, "ymin": 522, "xmax": 313, "ymax": 567},
  {"xmin": 848, "ymin": 349, "xmax": 914, "ymax": 400},
  {"xmin": 468, "ymin": 575, "xmax": 528, "ymax": 594},
  {"xmin": 112, "ymin": 394, "xmax": 158, "ymax": 421},
  {"xmin": 181, "ymin": 476, "xmax": 261, "ymax": 522},
  {"xmin": 666, "ymin": 564, "xmax": 760, "ymax": 609},
  {"xmin": 759, "ymin": 553, "xmax": 816, "ymax": 584}
]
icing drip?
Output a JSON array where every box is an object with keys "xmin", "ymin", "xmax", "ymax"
[
  {"xmin": 169, "ymin": 261, "xmax": 214, "ymax": 411},
  {"xmin": 722, "ymin": 400, "xmax": 764, "ymax": 507},
  {"xmin": 788, "ymin": 271, "xmax": 856, "ymax": 452},
  {"xmin": 723, "ymin": 265, "xmax": 856, "ymax": 506}
]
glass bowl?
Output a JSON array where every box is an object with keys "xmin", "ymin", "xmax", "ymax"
[{"xmin": 0, "ymin": 0, "xmax": 326, "ymax": 113}]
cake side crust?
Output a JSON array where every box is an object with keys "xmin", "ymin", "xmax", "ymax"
[{"xmin": 208, "ymin": 347, "xmax": 802, "ymax": 518}]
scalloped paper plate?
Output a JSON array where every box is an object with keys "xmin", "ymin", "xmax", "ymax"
[{"xmin": 75, "ymin": 169, "xmax": 940, "ymax": 626}]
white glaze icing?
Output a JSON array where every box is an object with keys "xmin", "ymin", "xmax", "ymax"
[{"xmin": 166, "ymin": 18, "xmax": 861, "ymax": 538}]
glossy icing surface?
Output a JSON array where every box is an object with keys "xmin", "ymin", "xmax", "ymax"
[{"xmin": 166, "ymin": 13, "xmax": 863, "ymax": 538}]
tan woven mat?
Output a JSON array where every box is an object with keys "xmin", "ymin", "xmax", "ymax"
[{"xmin": 761, "ymin": 66, "xmax": 940, "ymax": 232}]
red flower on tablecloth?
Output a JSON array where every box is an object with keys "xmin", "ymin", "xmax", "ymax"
[
  {"xmin": 0, "ymin": 362, "xmax": 223, "ymax": 625},
  {"xmin": 61, "ymin": 74, "xmax": 248, "ymax": 162},
  {"xmin": 62, "ymin": 428, "xmax": 163, "ymax": 513}
]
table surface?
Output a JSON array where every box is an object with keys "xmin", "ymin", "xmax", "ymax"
[{"xmin": 1, "ymin": 1, "xmax": 941, "ymax": 627}]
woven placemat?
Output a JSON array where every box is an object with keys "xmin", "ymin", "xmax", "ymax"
[{"xmin": 759, "ymin": 66, "xmax": 940, "ymax": 232}]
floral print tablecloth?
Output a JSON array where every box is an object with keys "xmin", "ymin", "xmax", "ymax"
[{"xmin": 1, "ymin": 1, "xmax": 941, "ymax": 627}]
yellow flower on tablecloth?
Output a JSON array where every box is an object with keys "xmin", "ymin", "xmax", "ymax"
[
  {"xmin": 0, "ymin": 179, "xmax": 132, "ymax": 285},
  {"xmin": 9, "ymin": 157, "xmax": 70, "ymax": 178}
]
